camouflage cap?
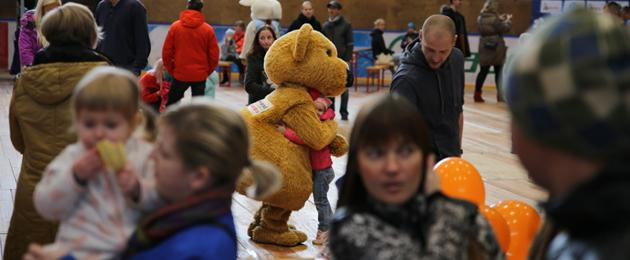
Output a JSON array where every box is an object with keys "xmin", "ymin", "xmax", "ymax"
[{"xmin": 504, "ymin": 8, "xmax": 630, "ymax": 160}]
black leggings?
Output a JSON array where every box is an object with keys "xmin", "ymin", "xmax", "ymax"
[
  {"xmin": 166, "ymin": 79, "xmax": 206, "ymax": 106},
  {"xmin": 222, "ymin": 55, "xmax": 245, "ymax": 79},
  {"xmin": 475, "ymin": 65, "xmax": 503, "ymax": 92}
]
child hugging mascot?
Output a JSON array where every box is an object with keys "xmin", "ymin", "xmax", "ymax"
[{"xmin": 237, "ymin": 24, "xmax": 350, "ymax": 246}]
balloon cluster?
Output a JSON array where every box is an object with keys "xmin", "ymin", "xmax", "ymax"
[{"xmin": 434, "ymin": 157, "xmax": 541, "ymax": 260}]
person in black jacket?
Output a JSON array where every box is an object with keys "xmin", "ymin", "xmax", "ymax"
[
  {"xmin": 441, "ymin": 0, "xmax": 471, "ymax": 57},
  {"xmin": 390, "ymin": 15, "xmax": 464, "ymax": 161},
  {"xmin": 322, "ymin": 0, "xmax": 353, "ymax": 120},
  {"xmin": 95, "ymin": 0, "xmax": 150, "ymax": 75},
  {"xmin": 288, "ymin": 1, "xmax": 322, "ymax": 32},
  {"xmin": 244, "ymin": 25, "xmax": 277, "ymax": 105},
  {"xmin": 370, "ymin": 18, "xmax": 393, "ymax": 60}
]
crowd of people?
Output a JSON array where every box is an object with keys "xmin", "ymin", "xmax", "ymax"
[{"xmin": 5, "ymin": 0, "xmax": 630, "ymax": 259}]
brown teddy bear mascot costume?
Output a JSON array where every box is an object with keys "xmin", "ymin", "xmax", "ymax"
[{"xmin": 237, "ymin": 24, "xmax": 350, "ymax": 246}]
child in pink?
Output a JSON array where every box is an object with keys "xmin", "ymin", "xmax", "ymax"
[{"xmin": 278, "ymin": 89, "xmax": 335, "ymax": 245}]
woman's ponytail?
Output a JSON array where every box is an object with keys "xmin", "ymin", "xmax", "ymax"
[{"xmin": 239, "ymin": 160, "xmax": 282, "ymax": 200}]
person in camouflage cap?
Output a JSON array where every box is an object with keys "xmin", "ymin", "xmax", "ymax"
[{"xmin": 504, "ymin": 8, "xmax": 630, "ymax": 260}]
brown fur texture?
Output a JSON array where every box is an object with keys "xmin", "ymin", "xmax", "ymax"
[{"xmin": 236, "ymin": 24, "xmax": 349, "ymax": 246}]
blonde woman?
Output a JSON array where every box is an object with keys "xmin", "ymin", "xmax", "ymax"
[
  {"xmin": 5, "ymin": 3, "xmax": 109, "ymax": 260},
  {"xmin": 18, "ymin": 0, "xmax": 61, "ymax": 67}
]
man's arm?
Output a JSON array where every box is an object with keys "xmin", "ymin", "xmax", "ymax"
[
  {"xmin": 131, "ymin": 3, "xmax": 151, "ymax": 74},
  {"xmin": 390, "ymin": 77, "xmax": 419, "ymax": 109},
  {"xmin": 207, "ymin": 26, "xmax": 220, "ymax": 72},
  {"xmin": 162, "ymin": 27, "xmax": 175, "ymax": 76},
  {"xmin": 459, "ymin": 112, "xmax": 463, "ymax": 152},
  {"xmin": 344, "ymin": 23, "xmax": 354, "ymax": 62}
]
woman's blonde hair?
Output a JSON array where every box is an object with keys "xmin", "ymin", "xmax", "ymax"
[
  {"xmin": 41, "ymin": 2, "xmax": 101, "ymax": 48},
  {"xmin": 374, "ymin": 18, "xmax": 385, "ymax": 26},
  {"xmin": 34, "ymin": 0, "xmax": 61, "ymax": 47},
  {"xmin": 481, "ymin": 0, "xmax": 499, "ymax": 13},
  {"xmin": 161, "ymin": 100, "xmax": 281, "ymax": 199},
  {"xmin": 72, "ymin": 66, "xmax": 141, "ymax": 127}
]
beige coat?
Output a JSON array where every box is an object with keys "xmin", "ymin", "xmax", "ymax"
[
  {"xmin": 5, "ymin": 61, "xmax": 106, "ymax": 260},
  {"xmin": 477, "ymin": 12, "xmax": 511, "ymax": 66}
]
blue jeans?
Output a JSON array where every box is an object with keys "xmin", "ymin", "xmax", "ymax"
[{"xmin": 313, "ymin": 167, "xmax": 335, "ymax": 231}]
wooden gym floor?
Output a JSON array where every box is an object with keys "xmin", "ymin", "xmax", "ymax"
[{"xmin": 0, "ymin": 79, "xmax": 546, "ymax": 259}]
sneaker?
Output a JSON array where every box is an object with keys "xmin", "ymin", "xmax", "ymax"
[{"xmin": 313, "ymin": 230, "xmax": 329, "ymax": 245}]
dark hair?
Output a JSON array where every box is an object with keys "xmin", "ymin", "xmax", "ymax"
[
  {"xmin": 247, "ymin": 25, "xmax": 277, "ymax": 59},
  {"xmin": 336, "ymin": 95, "xmax": 433, "ymax": 210},
  {"xmin": 605, "ymin": 2, "xmax": 622, "ymax": 15},
  {"xmin": 188, "ymin": 0, "xmax": 203, "ymax": 11},
  {"xmin": 235, "ymin": 20, "xmax": 246, "ymax": 29}
]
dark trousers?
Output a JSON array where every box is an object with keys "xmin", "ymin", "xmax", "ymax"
[
  {"xmin": 166, "ymin": 79, "xmax": 206, "ymax": 106},
  {"xmin": 331, "ymin": 89, "xmax": 349, "ymax": 117},
  {"xmin": 148, "ymin": 98, "xmax": 161, "ymax": 114},
  {"xmin": 222, "ymin": 55, "xmax": 245, "ymax": 81},
  {"xmin": 475, "ymin": 65, "xmax": 503, "ymax": 93}
]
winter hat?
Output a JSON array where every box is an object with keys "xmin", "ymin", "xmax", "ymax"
[
  {"xmin": 504, "ymin": 8, "xmax": 630, "ymax": 161},
  {"xmin": 225, "ymin": 28, "xmax": 235, "ymax": 37},
  {"xmin": 407, "ymin": 22, "xmax": 416, "ymax": 29}
]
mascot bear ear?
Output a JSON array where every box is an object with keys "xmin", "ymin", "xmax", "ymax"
[{"xmin": 293, "ymin": 24, "xmax": 313, "ymax": 62}]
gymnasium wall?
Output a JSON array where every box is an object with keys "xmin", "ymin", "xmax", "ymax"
[
  {"xmin": 141, "ymin": 0, "xmax": 533, "ymax": 34},
  {"xmin": 1, "ymin": 0, "xmax": 532, "ymax": 34}
]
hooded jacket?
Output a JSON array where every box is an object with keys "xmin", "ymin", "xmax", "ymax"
[
  {"xmin": 390, "ymin": 39, "xmax": 465, "ymax": 159},
  {"xmin": 288, "ymin": 13, "xmax": 322, "ymax": 32},
  {"xmin": 6, "ymin": 47, "xmax": 107, "ymax": 259},
  {"xmin": 370, "ymin": 28, "xmax": 393, "ymax": 59},
  {"xmin": 529, "ymin": 162, "xmax": 630, "ymax": 260},
  {"xmin": 163, "ymin": 9, "xmax": 220, "ymax": 82},
  {"xmin": 18, "ymin": 10, "xmax": 39, "ymax": 67},
  {"xmin": 477, "ymin": 11, "xmax": 511, "ymax": 66}
]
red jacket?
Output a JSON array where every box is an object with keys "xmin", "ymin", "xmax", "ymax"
[
  {"xmin": 234, "ymin": 31, "xmax": 245, "ymax": 54},
  {"xmin": 139, "ymin": 70, "xmax": 171, "ymax": 113},
  {"xmin": 162, "ymin": 10, "xmax": 219, "ymax": 82},
  {"xmin": 140, "ymin": 71, "xmax": 161, "ymax": 104},
  {"xmin": 283, "ymin": 89, "xmax": 335, "ymax": 171}
]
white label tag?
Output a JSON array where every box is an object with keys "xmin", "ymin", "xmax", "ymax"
[{"xmin": 247, "ymin": 98, "xmax": 274, "ymax": 115}]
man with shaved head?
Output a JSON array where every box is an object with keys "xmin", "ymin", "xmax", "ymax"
[
  {"xmin": 391, "ymin": 15, "xmax": 465, "ymax": 160},
  {"xmin": 288, "ymin": 0, "xmax": 322, "ymax": 32}
]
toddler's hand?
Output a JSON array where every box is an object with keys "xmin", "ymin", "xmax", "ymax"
[
  {"xmin": 276, "ymin": 124, "xmax": 286, "ymax": 134},
  {"xmin": 23, "ymin": 243, "xmax": 66, "ymax": 260},
  {"xmin": 72, "ymin": 149, "xmax": 103, "ymax": 182},
  {"xmin": 118, "ymin": 164, "xmax": 141, "ymax": 202}
]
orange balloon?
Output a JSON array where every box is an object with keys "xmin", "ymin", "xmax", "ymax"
[
  {"xmin": 480, "ymin": 205, "xmax": 511, "ymax": 253},
  {"xmin": 493, "ymin": 200, "xmax": 541, "ymax": 260},
  {"xmin": 434, "ymin": 157, "xmax": 485, "ymax": 206}
]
